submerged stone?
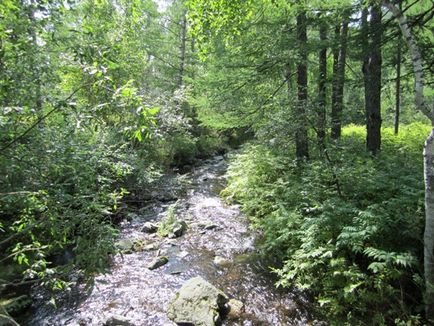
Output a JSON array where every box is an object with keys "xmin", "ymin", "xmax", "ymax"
[
  {"xmin": 103, "ymin": 314, "xmax": 134, "ymax": 326},
  {"xmin": 167, "ymin": 276, "xmax": 228, "ymax": 326},
  {"xmin": 213, "ymin": 256, "xmax": 231, "ymax": 268},
  {"xmin": 227, "ymin": 299, "xmax": 244, "ymax": 319},
  {"xmin": 147, "ymin": 256, "xmax": 169, "ymax": 270}
]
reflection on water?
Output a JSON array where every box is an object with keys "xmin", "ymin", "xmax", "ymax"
[{"xmin": 25, "ymin": 156, "xmax": 311, "ymax": 326}]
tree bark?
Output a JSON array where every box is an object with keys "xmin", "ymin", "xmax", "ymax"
[
  {"xmin": 178, "ymin": 10, "xmax": 187, "ymax": 88},
  {"xmin": 395, "ymin": 33, "xmax": 401, "ymax": 135},
  {"xmin": 296, "ymin": 11, "xmax": 309, "ymax": 160},
  {"xmin": 331, "ymin": 24, "xmax": 340, "ymax": 140},
  {"xmin": 383, "ymin": 1, "xmax": 432, "ymax": 121},
  {"xmin": 383, "ymin": 1, "xmax": 434, "ymax": 322},
  {"xmin": 331, "ymin": 13, "xmax": 349, "ymax": 140},
  {"xmin": 424, "ymin": 130, "xmax": 434, "ymax": 325},
  {"xmin": 363, "ymin": 4, "xmax": 382, "ymax": 155},
  {"xmin": 317, "ymin": 19, "xmax": 327, "ymax": 150}
]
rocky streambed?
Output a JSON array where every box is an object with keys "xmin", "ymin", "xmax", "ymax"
[{"xmin": 23, "ymin": 155, "xmax": 311, "ymax": 325}]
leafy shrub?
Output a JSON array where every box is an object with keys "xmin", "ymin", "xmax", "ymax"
[
  {"xmin": 223, "ymin": 123, "xmax": 430, "ymax": 324},
  {"xmin": 0, "ymin": 123, "xmax": 137, "ymax": 289}
]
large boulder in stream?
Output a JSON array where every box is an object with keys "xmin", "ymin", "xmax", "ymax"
[{"xmin": 167, "ymin": 277, "xmax": 228, "ymax": 326}]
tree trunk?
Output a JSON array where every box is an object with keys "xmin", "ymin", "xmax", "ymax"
[
  {"xmin": 296, "ymin": 11, "xmax": 309, "ymax": 160},
  {"xmin": 331, "ymin": 24, "xmax": 340, "ymax": 140},
  {"xmin": 394, "ymin": 1, "xmax": 402, "ymax": 135},
  {"xmin": 363, "ymin": 5, "xmax": 382, "ymax": 155},
  {"xmin": 424, "ymin": 130, "xmax": 434, "ymax": 325},
  {"xmin": 383, "ymin": 1, "xmax": 434, "ymax": 322},
  {"xmin": 331, "ymin": 14, "xmax": 349, "ymax": 140},
  {"xmin": 395, "ymin": 36, "xmax": 401, "ymax": 135},
  {"xmin": 317, "ymin": 19, "xmax": 327, "ymax": 150},
  {"xmin": 178, "ymin": 10, "xmax": 187, "ymax": 88}
]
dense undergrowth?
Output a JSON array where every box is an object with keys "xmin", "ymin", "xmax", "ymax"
[
  {"xmin": 0, "ymin": 118, "xmax": 228, "ymax": 293},
  {"xmin": 223, "ymin": 123, "xmax": 429, "ymax": 325}
]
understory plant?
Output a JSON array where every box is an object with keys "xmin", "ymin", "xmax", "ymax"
[{"xmin": 223, "ymin": 123, "xmax": 429, "ymax": 325}]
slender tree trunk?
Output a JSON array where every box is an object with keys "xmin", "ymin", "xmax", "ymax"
[
  {"xmin": 336, "ymin": 17, "xmax": 348, "ymax": 138},
  {"xmin": 296, "ymin": 11, "xmax": 309, "ymax": 160},
  {"xmin": 331, "ymin": 14, "xmax": 349, "ymax": 140},
  {"xmin": 178, "ymin": 10, "xmax": 187, "ymax": 88},
  {"xmin": 363, "ymin": 5, "xmax": 382, "ymax": 155},
  {"xmin": 424, "ymin": 130, "xmax": 434, "ymax": 325},
  {"xmin": 331, "ymin": 24, "xmax": 340, "ymax": 140},
  {"xmin": 395, "ymin": 35, "xmax": 401, "ymax": 135},
  {"xmin": 317, "ymin": 20, "xmax": 327, "ymax": 150},
  {"xmin": 383, "ymin": 1, "xmax": 434, "ymax": 321}
]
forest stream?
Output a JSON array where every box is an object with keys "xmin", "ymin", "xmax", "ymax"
[{"xmin": 22, "ymin": 155, "xmax": 311, "ymax": 326}]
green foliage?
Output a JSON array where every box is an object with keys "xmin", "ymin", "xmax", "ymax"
[
  {"xmin": 157, "ymin": 202, "xmax": 187, "ymax": 238},
  {"xmin": 0, "ymin": 126, "xmax": 135, "ymax": 283},
  {"xmin": 0, "ymin": 0, "xmax": 217, "ymax": 296},
  {"xmin": 158, "ymin": 203, "xmax": 178, "ymax": 238},
  {"xmin": 223, "ymin": 123, "xmax": 429, "ymax": 324}
]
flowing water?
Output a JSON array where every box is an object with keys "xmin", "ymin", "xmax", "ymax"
[{"xmin": 24, "ymin": 155, "xmax": 311, "ymax": 326}]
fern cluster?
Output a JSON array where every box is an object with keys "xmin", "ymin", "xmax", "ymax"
[{"xmin": 223, "ymin": 123, "xmax": 429, "ymax": 324}]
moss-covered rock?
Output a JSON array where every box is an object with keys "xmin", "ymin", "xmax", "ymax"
[{"xmin": 167, "ymin": 277, "xmax": 228, "ymax": 326}]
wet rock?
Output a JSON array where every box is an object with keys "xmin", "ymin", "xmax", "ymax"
[
  {"xmin": 115, "ymin": 239, "xmax": 135, "ymax": 252},
  {"xmin": 197, "ymin": 220, "xmax": 219, "ymax": 230},
  {"xmin": 141, "ymin": 222, "xmax": 158, "ymax": 234},
  {"xmin": 213, "ymin": 256, "xmax": 231, "ymax": 268},
  {"xmin": 169, "ymin": 270, "xmax": 183, "ymax": 275},
  {"xmin": 167, "ymin": 276, "xmax": 228, "ymax": 326},
  {"xmin": 147, "ymin": 256, "xmax": 169, "ymax": 270},
  {"xmin": 312, "ymin": 320, "xmax": 328, "ymax": 326},
  {"xmin": 177, "ymin": 250, "xmax": 189, "ymax": 259},
  {"xmin": 165, "ymin": 238, "xmax": 178, "ymax": 246},
  {"xmin": 168, "ymin": 221, "xmax": 187, "ymax": 238},
  {"xmin": 132, "ymin": 239, "xmax": 148, "ymax": 251},
  {"xmin": 143, "ymin": 243, "xmax": 158, "ymax": 251},
  {"xmin": 126, "ymin": 212, "xmax": 138, "ymax": 221},
  {"xmin": 103, "ymin": 314, "xmax": 134, "ymax": 326},
  {"xmin": 227, "ymin": 299, "xmax": 244, "ymax": 319},
  {"xmin": 116, "ymin": 239, "xmax": 148, "ymax": 253},
  {"xmin": 205, "ymin": 223, "xmax": 218, "ymax": 230}
]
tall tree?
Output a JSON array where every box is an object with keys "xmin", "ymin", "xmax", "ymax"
[
  {"xmin": 362, "ymin": 4, "xmax": 382, "ymax": 155},
  {"xmin": 317, "ymin": 17, "xmax": 327, "ymax": 150},
  {"xmin": 178, "ymin": 9, "xmax": 188, "ymax": 88},
  {"xmin": 331, "ymin": 13, "xmax": 349, "ymax": 140},
  {"xmin": 383, "ymin": 0, "xmax": 434, "ymax": 321},
  {"xmin": 295, "ymin": 10, "xmax": 309, "ymax": 160},
  {"xmin": 394, "ymin": 1, "xmax": 402, "ymax": 135}
]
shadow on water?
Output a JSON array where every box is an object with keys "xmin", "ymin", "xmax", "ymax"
[{"xmin": 22, "ymin": 155, "xmax": 312, "ymax": 326}]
